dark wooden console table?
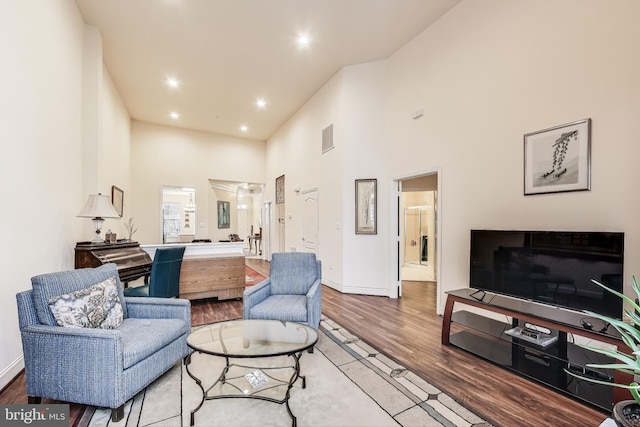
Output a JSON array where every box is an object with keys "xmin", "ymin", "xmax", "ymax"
[{"xmin": 442, "ymin": 288, "xmax": 632, "ymax": 411}]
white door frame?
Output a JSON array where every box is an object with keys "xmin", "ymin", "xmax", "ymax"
[
  {"xmin": 277, "ymin": 203, "xmax": 286, "ymax": 253},
  {"xmin": 390, "ymin": 166, "xmax": 442, "ymax": 311},
  {"xmin": 262, "ymin": 201, "xmax": 272, "ymax": 260}
]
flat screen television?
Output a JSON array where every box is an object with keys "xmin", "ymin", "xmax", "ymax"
[{"xmin": 469, "ymin": 230, "xmax": 624, "ymax": 319}]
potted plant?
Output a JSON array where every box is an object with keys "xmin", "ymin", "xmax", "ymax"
[
  {"xmin": 124, "ymin": 217, "xmax": 137, "ymax": 242},
  {"xmin": 567, "ymin": 276, "xmax": 640, "ymax": 426}
]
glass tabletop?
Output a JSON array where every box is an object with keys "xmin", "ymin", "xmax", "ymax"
[{"xmin": 187, "ymin": 319, "xmax": 318, "ymax": 358}]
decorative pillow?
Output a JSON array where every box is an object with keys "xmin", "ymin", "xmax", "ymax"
[{"xmin": 47, "ymin": 276, "xmax": 124, "ymax": 329}]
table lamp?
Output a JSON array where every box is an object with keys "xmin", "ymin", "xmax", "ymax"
[{"xmin": 77, "ymin": 193, "xmax": 120, "ymax": 243}]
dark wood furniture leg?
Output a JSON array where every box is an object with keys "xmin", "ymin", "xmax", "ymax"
[
  {"xmin": 441, "ymin": 294, "xmax": 455, "ymax": 345},
  {"xmin": 111, "ymin": 405, "xmax": 124, "ymax": 422}
]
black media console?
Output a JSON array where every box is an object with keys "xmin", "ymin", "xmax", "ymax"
[{"xmin": 441, "ymin": 288, "xmax": 632, "ymax": 412}]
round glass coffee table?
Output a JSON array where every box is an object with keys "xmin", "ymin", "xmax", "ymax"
[{"xmin": 185, "ymin": 319, "xmax": 318, "ymax": 427}]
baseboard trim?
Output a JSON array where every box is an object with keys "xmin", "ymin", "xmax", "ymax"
[
  {"xmin": 0, "ymin": 355, "xmax": 24, "ymax": 393},
  {"xmin": 340, "ymin": 286, "xmax": 389, "ymax": 296},
  {"xmin": 321, "ymin": 279, "xmax": 341, "ymax": 291},
  {"xmin": 322, "ymin": 280, "xmax": 388, "ymax": 297}
]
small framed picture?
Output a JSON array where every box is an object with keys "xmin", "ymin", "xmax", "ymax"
[
  {"xmin": 217, "ymin": 201, "xmax": 230, "ymax": 228},
  {"xmin": 355, "ymin": 179, "xmax": 377, "ymax": 235},
  {"xmin": 524, "ymin": 118, "xmax": 591, "ymax": 195},
  {"xmin": 111, "ymin": 185, "xmax": 124, "ymax": 217},
  {"xmin": 275, "ymin": 175, "xmax": 285, "ymax": 204}
]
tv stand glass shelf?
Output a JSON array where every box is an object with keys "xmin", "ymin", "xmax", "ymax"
[{"xmin": 441, "ymin": 288, "xmax": 631, "ymax": 412}]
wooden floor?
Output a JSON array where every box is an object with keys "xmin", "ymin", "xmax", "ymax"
[{"xmin": 1, "ymin": 258, "xmax": 608, "ymax": 426}]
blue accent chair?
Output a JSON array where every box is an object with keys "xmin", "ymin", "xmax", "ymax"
[
  {"xmin": 124, "ymin": 246, "xmax": 186, "ymax": 297},
  {"xmin": 16, "ymin": 263, "xmax": 191, "ymax": 422},
  {"xmin": 243, "ymin": 252, "xmax": 322, "ymax": 329}
]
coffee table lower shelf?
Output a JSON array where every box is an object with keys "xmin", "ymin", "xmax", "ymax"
[{"xmin": 185, "ymin": 351, "xmax": 307, "ymax": 427}]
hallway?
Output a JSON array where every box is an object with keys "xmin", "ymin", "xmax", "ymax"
[{"xmin": 401, "ymin": 262, "xmax": 435, "ymax": 282}]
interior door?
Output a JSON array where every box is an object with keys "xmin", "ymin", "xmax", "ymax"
[{"xmin": 302, "ymin": 188, "xmax": 319, "ymax": 254}]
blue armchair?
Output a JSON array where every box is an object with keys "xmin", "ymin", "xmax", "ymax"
[
  {"xmin": 16, "ymin": 263, "xmax": 191, "ymax": 422},
  {"xmin": 243, "ymin": 252, "xmax": 322, "ymax": 329}
]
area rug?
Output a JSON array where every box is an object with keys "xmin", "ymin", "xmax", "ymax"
[
  {"xmin": 79, "ymin": 316, "xmax": 493, "ymax": 427},
  {"xmin": 245, "ymin": 266, "xmax": 266, "ymax": 286}
]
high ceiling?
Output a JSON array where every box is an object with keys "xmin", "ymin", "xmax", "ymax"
[{"xmin": 75, "ymin": 0, "xmax": 460, "ymax": 141}]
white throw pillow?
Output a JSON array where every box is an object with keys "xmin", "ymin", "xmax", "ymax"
[{"xmin": 47, "ymin": 276, "xmax": 124, "ymax": 329}]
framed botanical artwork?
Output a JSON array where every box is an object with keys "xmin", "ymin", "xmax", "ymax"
[
  {"xmin": 524, "ymin": 118, "xmax": 591, "ymax": 195},
  {"xmin": 111, "ymin": 185, "xmax": 124, "ymax": 217},
  {"xmin": 275, "ymin": 174, "xmax": 285, "ymax": 204},
  {"xmin": 355, "ymin": 179, "xmax": 377, "ymax": 235},
  {"xmin": 217, "ymin": 201, "xmax": 230, "ymax": 228}
]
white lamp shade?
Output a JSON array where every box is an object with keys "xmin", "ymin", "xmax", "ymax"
[{"xmin": 77, "ymin": 194, "xmax": 120, "ymax": 218}]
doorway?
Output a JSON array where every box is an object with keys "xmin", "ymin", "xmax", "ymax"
[
  {"xmin": 394, "ymin": 170, "xmax": 440, "ymax": 308},
  {"xmin": 161, "ymin": 185, "xmax": 196, "ymax": 244},
  {"xmin": 402, "ymin": 192, "xmax": 436, "ymax": 281},
  {"xmin": 208, "ymin": 179, "xmax": 264, "ymax": 249}
]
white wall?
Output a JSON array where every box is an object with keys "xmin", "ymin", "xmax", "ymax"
[
  {"xmin": 340, "ymin": 61, "xmax": 389, "ymax": 295},
  {"xmin": 266, "ymin": 0, "xmax": 640, "ymax": 311},
  {"xmin": 130, "ymin": 121, "xmax": 266, "ymax": 244},
  {"xmin": 384, "ymin": 0, "xmax": 640, "ymax": 312},
  {"xmin": 208, "ymin": 187, "xmax": 237, "ymax": 242},
  {"xmin": 79, "ymin": 26, "xmax": 129, "ymax": 240},
  {"xmin": 265, "ymin": 59, "xmax": 399, "ymax": 296},
  {"xmin": 266, "ymin": 70, "xmax": 347, "ymax": 287},
  {"xmin": 101, "ymin": 69, "xmax": 132, "ymax": 221},
  {"xmin": 0, "ymin": 1, "xmax": 131, "ymax": 390},
  {"xmin": 0, "ymin": 0, "xmax": 84, "ymax": 390}
]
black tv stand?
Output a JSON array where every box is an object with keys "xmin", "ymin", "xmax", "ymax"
[
  {"xmin": 469, "ymin": 289, "xmax": 487, "ymax": 301},
  {"xmin": 441, "ymin": 288, "xmax": 631, "ymax": 412}
]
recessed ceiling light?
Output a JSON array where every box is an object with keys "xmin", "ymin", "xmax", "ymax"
[
  {"xmin": 165, "ymin": 77, "xmax": 180, "ymax": 89},
  {"xmin": 297, "ymin": 34, "xmax": 310, "ymax": 47},
  {"xmin": 256, "ymin": 98, "xmax": 266, "ymax": 109},
  {"xmin": 170, "ymin": 111, "xmax": 180, "ymax": 119},
  {"xmin": 240, "ymin": 125, "xmax": 248, "ymax": 132}
]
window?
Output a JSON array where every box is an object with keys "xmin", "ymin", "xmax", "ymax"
[{"xmin": 163, "ymin": 202, "xmax": 181, "ymax": 240}]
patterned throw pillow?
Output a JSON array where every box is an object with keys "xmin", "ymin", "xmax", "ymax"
[{"xmin": 47, "ymin": 276, "xmax": 124, "ymax": 329}]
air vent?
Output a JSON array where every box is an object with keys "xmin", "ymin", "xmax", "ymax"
[{"xmin": 322, "ymin": 123, "xmax": 334, "ymax": 153}]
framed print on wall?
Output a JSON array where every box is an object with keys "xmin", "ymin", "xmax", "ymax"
[
  {"xmin": 111, "ymin": 185, "xmax": 124, "ymax": 217},
  {"xmin": 217, "ymin": 201, "xmax": 230, "ymax": 228},
  {"xmin": 275, "ymin": 175, "xmax": 285, "ymax": 204},
  {"xmin": 524, "ymin": 118, "xmax": 591, "ymax": 195},
  {"xmin": 355, "ymin": 179, "xmax": 377, "ymax": 235}
]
